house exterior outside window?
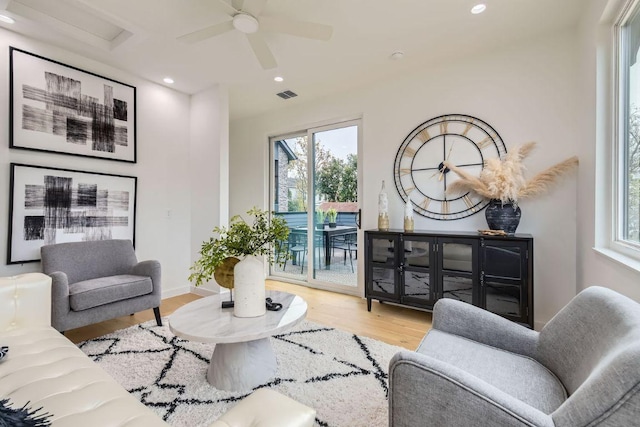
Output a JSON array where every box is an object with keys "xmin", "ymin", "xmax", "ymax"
[{"xmin": 274, "ymin": 140, "xmax": 297, "ymax": 212}]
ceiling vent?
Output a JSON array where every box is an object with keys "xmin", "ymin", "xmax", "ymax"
[{"xmin": 276, "ymin": 90, "xmax": 298, "ymax": 100}]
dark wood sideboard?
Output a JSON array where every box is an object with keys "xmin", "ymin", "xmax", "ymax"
[{"xmin": 365, "ymin": 229, "xmax": 534, "ymax": 328}]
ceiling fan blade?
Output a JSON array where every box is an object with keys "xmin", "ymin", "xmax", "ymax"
[
  {"xmin": 217, "ymin": 0, "xmax": 240, "ymax": 15},
  {"xmin": 242, "ymin": 0, "xmax": 268, "ymax": 16},
  {"xmin": 259, "ymin": 16, "xmax": 333, "ymax": 41},
  {"xmin": 177, "ymin": 20, "xmax": 234, "ymax": 44},
  {"xmin": 246, "ymin": 33, "xmax": 277, "ymax": 69},
  {"xmin": 232, "ymin": 0, "xmax": 245, "ymax": 11}
]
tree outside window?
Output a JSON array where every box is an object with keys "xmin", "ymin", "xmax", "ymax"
[
  {"xmin": 625, "ymin": 107, "xmax": 640, "ymax": 242},
  {"xmin": 621, "ymin": 6, "xmax": 640, "ymax": 246}
]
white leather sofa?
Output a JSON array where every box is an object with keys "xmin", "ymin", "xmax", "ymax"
[{"xmin": 0, "ymin": 273, "xmax": 315, "ymax": 427}]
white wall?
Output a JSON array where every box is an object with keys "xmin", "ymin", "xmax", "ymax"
[
  {"xmin": 230, "ymin": 30, "xmax": 581, "ymax": 327},
  {"xmin": 190, "ymin": 86, "xmax": 230, "ymax": 294},
  {"xmin": 0, "ymin": 28, "xmax": 228, "ymax": 298},
  {"xmin": 576, "ymin": 0, "xmax": 640, "ymax": 301}
]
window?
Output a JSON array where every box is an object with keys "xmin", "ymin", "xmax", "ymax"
[{"xmin": 616, "ymin": 1, "xmax": 640, "ymax": 254}]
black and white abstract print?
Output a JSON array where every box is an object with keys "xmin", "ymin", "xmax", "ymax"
[
  {"xmin": 8, "ymin": 164, "xmax": 136, "ymax": 264},
  {"xmin": 10, "ymin": 48, "xmax": 136, "ymax": 162}
]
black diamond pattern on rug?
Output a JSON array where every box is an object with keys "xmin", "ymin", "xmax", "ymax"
[{"xmin": 79, "ymin": 320, "xmax": 403, "ymax": 427}]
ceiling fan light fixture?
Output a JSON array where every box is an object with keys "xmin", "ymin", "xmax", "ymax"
[
  {"xmin": 274, "ymin": 76, "xmax": 284, "ymax": 82},
  {"xmin": 233, "ymin": 13, "xmax": 259, "ymax": 34}
]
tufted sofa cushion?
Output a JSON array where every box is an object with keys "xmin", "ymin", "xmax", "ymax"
[
  {"xmin": 0, "ymin": 273, "xmax": 51, "ymax": 331},
  {"xmin": 211, "ymin": 388, "xmax": 316, "ymax": 427},
  {"xmin": 0, "ymin": 326, "xmax": 168, "ymax": 427}
]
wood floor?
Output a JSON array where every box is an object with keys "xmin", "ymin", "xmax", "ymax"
[{"xmin": 66, "ymin": 280, "xmax": 432, "ymax": 350}]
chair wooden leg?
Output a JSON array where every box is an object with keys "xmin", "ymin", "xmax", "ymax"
[{"xmin": 153, "ymin": 307, "xmax": 162, "ymax": 326}]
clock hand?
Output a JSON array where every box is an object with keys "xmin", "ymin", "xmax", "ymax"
[
  {"xmin": 412, "ymin": 166, "xmax": 443, "ymax": 172},
  {"xmin": 438, "ymin": 142, "xmax": 454, "ymax": 181},
  {"xmin": 446, "ymin": 142, "xmax": 454, "ymax": 161}
]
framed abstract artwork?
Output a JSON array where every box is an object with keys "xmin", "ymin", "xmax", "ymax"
[
  {"xmin": 7, "ymin": 163, "xmax": 137, "ymax": 264},
  {"xmin": 9, "ymin": 47, "xmax": 137, "ymax": 163}
]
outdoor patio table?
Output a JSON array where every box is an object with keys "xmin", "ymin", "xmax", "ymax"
[{"xmin": 289, "ymin": 225, "xmax": 357, "ymax": 269}]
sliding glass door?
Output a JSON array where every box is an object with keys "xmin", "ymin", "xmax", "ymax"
[{"xmin": 269, "ymin": 119, "xmax": 361, "ymax": 295}]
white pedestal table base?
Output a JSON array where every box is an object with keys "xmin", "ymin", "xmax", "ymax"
[{"xmin": 206, "ymin": 337, "xmax": 277, "ymax": 391}]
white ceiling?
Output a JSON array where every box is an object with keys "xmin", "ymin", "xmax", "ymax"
[{"xmin": 0, "ymin": 0, "xmax": 585, "ymax": 120}]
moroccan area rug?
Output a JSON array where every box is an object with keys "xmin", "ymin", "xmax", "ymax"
[{"xmin": 78, "ymin": 320, "xmax": 404, "ymax": 427}]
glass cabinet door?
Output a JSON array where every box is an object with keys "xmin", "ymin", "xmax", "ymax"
[
  {"xmin": 481, "ymin": 240, "xmax": 528, "ymax": 323},
  {"xmin": 402, "ymin": 236, "xmax": 436, "ymax": 308},
  {"xmin": 439, "ymin": 238, "xmax": 479, "ymax": 306},
  {"xmin": 366, "ymin": 234, "xmax": 400, "ymax": 301}
]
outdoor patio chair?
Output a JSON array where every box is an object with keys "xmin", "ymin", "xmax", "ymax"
[
  {"xmin": 331, "ymin": 232, "xmax": 357, "ymax": 272},
  {"xmin": 283, "ymin": 229, "xmax": 324, "ymax": 273}
]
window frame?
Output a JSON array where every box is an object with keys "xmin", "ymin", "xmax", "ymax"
[{"xmin": 613, "ymin": 0, "xmax": 640, "ymax": 261}]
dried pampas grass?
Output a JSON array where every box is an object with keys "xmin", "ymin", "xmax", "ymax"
[{"xmin": 444, "ymin": 141, "xmax": 578, "ymax": 205}]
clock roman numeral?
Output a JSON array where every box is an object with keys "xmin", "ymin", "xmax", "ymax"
[
  {"xmin": 463, "ymin": 195, "xmax": 476, "ymax": 212},
  {"xmin": 462, "ymin": 122, "xmax": 473, "ymax": 137},
  {"xmin": 416, "ymin": 129, "xmax": 431, "ymax": 142},
  {"xmin": 420, "ymin": 198, "xmax": 431, "ymax": 210},
  {"xmin": 441, "ymin": 200, "xmax": 450, "ymax": 215},
  {"xmin": 399, "ymin": 168, "xmax": 412, "ymax": 176},
  {"xmin": 476, "ymin": 135, "xmax": 496, "ymax": 149},
  {"xmin": 403, "ymin": 147, "xmax": 417, "ymax": 157},
  {"xmin": 439, "ymin": 122, "xmax": 448, "ymax": 134}
]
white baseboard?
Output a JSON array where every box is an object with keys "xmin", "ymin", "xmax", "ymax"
[
  {"xmin": 162, "ymin": 285, "xmax": 190, "ymax": 299},
  {"xmin": 190, "ymin": 286, "xmax": 220, "ymax": 296}
]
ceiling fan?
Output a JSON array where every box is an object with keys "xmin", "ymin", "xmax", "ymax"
[{"xmin": 177, "ymin": 0, "xmax": 333, "ymax": 70}]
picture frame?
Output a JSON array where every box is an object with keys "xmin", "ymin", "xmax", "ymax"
[
  {"xmin": 7, "ymin": 163, "xmax": 137, "ymax": 264},
  {"xmin": 9, "ymin": 47, "xmax": 137, "ymax": 163}
]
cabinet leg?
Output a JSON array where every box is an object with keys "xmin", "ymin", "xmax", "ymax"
[{"xmin": 367, "ymin": 298, "xmax": 372, "ymax": 312}]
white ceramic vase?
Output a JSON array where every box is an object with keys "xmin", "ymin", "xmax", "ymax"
[{"xmin": 233, "ymin": 255, "xmax": 266, "ymax": 318}]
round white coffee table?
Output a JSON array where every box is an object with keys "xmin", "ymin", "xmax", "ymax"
[{"xmin": 168, "ymin": 290, "xmax": 307, "ymax": 391}]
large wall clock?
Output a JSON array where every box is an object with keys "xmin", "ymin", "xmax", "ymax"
[{"xmin": 393, "ymin": 114, "xmax": 507, "ymax": 220}]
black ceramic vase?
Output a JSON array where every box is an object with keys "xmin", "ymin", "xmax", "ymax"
[{"xmin": 485, "ymin": 199, "xmax": 521, "ymax": 234}]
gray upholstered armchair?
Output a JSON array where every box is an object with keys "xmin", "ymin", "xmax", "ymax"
[
  {"xmin": 41, "ymin": 239, "xmax": 162, "ymax": 333},
  {"xmin": 389, "ymin": 286, "xmax": 640, "ymax": 427}
]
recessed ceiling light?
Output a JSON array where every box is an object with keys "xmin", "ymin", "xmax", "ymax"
[
  {"xmin": 274, "ymin": 76, "xmax": 284, "ymax": 82},
  {"xmin": 0, "ymin": 14, "xmax": 15, "ymax": 24},
  {"xmin": 163, "ymin": 77, "xmax": 174, "ymax": 84},
  {"xmin": 390, "ymin": 51, "xmax": 404, "ymax": 60},
  {"xmin": 471, "ymin": 4, "xmax": 486, "ymax": 14}
]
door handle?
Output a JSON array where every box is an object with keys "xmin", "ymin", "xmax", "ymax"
[{"xmin": 356, "ymin": 208, "xmax": 361, "ymax": 229}]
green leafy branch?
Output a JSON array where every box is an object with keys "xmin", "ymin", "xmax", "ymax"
[{"xmin": 188, "ymin": 207, "xmax": 290, "ymax": 287}]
